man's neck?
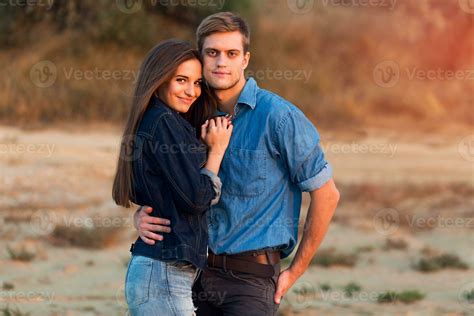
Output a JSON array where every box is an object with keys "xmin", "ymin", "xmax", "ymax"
[{"xmin": 215, "ymin": 77, "xmax": 247, "ymax": 115}]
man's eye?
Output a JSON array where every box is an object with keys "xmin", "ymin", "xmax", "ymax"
[
  {"xmin": 207, "ymin": 50, "xmax": 217, "ymax": 57},
  {"xmin": 229, "ymin": 52, "xmax": 237, "ymax": 57}
]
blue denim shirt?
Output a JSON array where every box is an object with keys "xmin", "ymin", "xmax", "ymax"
[
  {"xmin": 130, "ymin": 96, "xmax": 221, "ymax": 268},
  {"xmin": 208, "ymin": 78, "xmax": 333, "ymax": 259}
]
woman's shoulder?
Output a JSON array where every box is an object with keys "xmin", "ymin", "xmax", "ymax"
[{"xmin": 138, "ymin": 102, "xmax": 174, "ymax": 135}]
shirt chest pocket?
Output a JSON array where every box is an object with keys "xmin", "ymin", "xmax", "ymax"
[{"xmin": 220, "ymin": 147, "xmax": 267, "ymax": 197}]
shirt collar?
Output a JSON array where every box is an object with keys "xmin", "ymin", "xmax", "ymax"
[{"xmin": 236, "ymin": 77, "xmax": 257, "ymax": 110}]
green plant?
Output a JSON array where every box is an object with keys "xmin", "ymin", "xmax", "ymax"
[
  {"xmin": 343, "ymin": 282, "xmax": 362, "ymax": 297},
  {"xmin": 293, "ymin": 284, "xmax": 316, "ymax": 296},
  {"xmin": 1, "ymin": 305, "xmax": 31, "ymax": 316},
  {"xmin": 462, "ymin": 289, "xmax": 474, "ymax": 303},
  {"xmin": 320, "ymin": 283, "xmax": 331, "ymax": 292},
  {"xmin": 2, "ymin": 282, "xmax": 14, "ymax": 290},
  {"xmin": 354, "ymin": 245, "xmax": 374, "ymax": 253},
  {"xmin": 6, "ymin": 245, "xmax": 36, "ymax": 262},
  {"xmin": 414, "ymin": 253, "xmax": 469, "ymax": 272},
  {"xmin": 397, "ymin": 290, "xmax": 425, "ymax": 304},
  {"xmin": 377, "ymin": 290, "xmax": 425, "ymax": 304},
  {"xmin": 383, "ymin": 237, "xmax": 408, "ymax": 250},
  {"xmin": 377, "ymin": 291, "xmax": 399, "ymax": 303}
]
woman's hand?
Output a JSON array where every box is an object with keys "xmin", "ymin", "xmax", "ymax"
[{"xmin": 201, "ymin": 116, "xmax": 233, "ymax": 156}]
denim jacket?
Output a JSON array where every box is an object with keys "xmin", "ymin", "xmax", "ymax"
[{"xmin": 129, "ymin": 96, "xmax": 221, "ymax": 268}]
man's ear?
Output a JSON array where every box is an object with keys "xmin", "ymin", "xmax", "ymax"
[{"xmin": 242, "ymin": 51, "xmax": 251, "ymax": 70}]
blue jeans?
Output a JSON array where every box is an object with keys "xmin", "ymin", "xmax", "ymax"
[{"xmin": 125, "ymin": 255, "xmax": 198, "ymax": 316}]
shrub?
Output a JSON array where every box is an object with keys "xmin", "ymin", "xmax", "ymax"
[
  {"xmin": 343, "ymin": 282, "xmax": 362, "ymax": 297},
  {"xmin": 311, "ymin": 248, "xmax": 358, "ymax": 267},
  {"xmin": 413, "ymin": 253, "xmax": 469, "ymax": 272},
  {"xmin": 377, "ymin": 290, "xmax": 425, "ymax": 304}
]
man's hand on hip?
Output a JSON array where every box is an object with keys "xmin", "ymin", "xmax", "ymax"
[
  {"xmin": 133, "ymin": 206, "xmax": 171, "ymax": 245},
  {"xmin": 274, "ymin": 268, "xmax": 298, "ymax": 304}
]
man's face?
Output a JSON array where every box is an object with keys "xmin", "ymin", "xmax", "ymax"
[{"xmin": 201, "ymin": 31, "xmax": 250, "ymax": 91}]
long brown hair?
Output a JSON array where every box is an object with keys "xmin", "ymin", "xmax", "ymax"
[{"xmin": 112, "ymin": 39, "xmax": 217, "ymax": 207}]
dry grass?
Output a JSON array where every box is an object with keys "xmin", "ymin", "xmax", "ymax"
[
  {"xmin": 334, "ymin": 181, "xmax": 474, "ymax": 232},
  {"xmin": 338, "ymin": 182, "xmax": 473, "ymax": 209},
  {"xmin": 48, "ymin": 224, "xmax": 121, "ymax": 249},
  {"xmin": 310, "ymin": 247, "xmax": 358, "ymax": 267},
  {"xmin": 48, "ymin": 219, "xmax": 123, "ymax": 249},
  {"xmin": 6, "ymin": 243, "xmax": 38, "ymax": 262},
  {"xmin": 0, "ymin": 2, "xmax": 472, "ymax": 131},
  {"xmin": 383, "ymin": 237, "xmax": 409, "ymax": 251},
  {"xmin": 413, "ymin": 252, "xmax": 469, "ymax": 272}
]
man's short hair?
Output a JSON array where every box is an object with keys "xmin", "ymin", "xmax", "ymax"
[{"xmin": 196, "ymin": 12, "xmax": 250, "ymax": 54}]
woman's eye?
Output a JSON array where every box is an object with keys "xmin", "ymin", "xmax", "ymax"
[
  {"xmin": 177, "ymin": 78, "xmax": 185, "ymax": 83},
  {"xmin": 195, "ymin": 81, "xmax": 202, "ymax": 86}
]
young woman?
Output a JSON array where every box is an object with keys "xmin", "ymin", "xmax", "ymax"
[{"xmin": 112, "ymin": 39, "xmax": 232, "ymax": 316}]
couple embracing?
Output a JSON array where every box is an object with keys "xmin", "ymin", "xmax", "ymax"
[{"xmin": 113, "ymin": 11, "xmax": 340, "ymax": 316}]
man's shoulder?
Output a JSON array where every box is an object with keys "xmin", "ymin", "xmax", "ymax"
[{"xmin": 256, "ymin": 88, "xmax": 304, "ymax": 119}]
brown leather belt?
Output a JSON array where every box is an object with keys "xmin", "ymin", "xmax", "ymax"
[{"xmin": 208, "ymin": 250, "xmax": 280, "ymax": 278}]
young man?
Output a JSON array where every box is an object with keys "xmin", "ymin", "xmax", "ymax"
[{"xmin": 133, "ymin": 12, "xmax": 340, "ymax": 315}]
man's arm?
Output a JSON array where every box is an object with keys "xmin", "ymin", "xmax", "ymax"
[
  {"xmin": 274, "ymin": 178, "xmax": 340, "ymax": 304},
  {"xmin": 133, "ymin": 206, "xmax": 171, "ymax": 245}
]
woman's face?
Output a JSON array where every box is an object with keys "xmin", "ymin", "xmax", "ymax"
[{"xmin": 157, "ymin": 58, "xmax": 203, "ymax": 113}]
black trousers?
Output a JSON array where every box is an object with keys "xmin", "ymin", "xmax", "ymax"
[{"xmin": 192, "ymin": 265, "xmax": 281, "ymax": 316}]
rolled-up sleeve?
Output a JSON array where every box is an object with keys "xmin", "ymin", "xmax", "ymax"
[
  {"xmin": 274, "ymin": 109, "xmax": 333, "ymax": 192},
  {"xmin": 200, "ymin": 168, "xmax": 222, "ymax": 206}
]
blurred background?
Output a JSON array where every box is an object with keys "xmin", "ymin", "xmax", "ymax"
[{"xmin": 0, "ymin": 0, "xmax": 473, "ymax": 315}]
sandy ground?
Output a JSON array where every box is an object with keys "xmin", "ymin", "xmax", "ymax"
[{"xmin": 0, "ymin": 125, "xmax": 473, "ymax": 316}]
